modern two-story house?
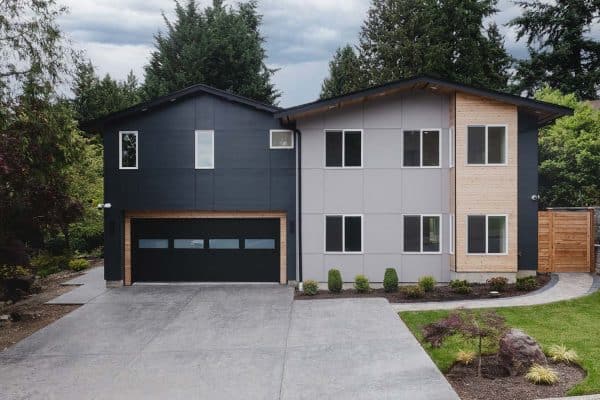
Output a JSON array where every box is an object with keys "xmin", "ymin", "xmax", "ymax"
[{"xmin": 89, "ymin": 76, "xmax": 571, "ymax": 286}]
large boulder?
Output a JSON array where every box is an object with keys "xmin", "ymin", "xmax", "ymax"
[{"xmin": 498, "ymin": 328, "xmax": 547, "ymax": 376}]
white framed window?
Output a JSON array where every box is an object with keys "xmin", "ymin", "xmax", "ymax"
[
  {"xmin": 325, "ymin": 129, "xmax": 363, "ymax": 168},
  {"xmin": 195, "ymin": 130, "xmax": 214, "ymax": 169},
  {"xmin": 449, "ymin": 214, "xmax": 454, "ymax": 254},
  {"xmin": 467, "ymin": 214, "xmax": 508, "ymax": 255},
  {"xmin": 324, "ymin": 214, "xmax": 363, "ymax": 253},
  {"xmin": 119, "ymin": 131, "xmax": 138, "ymax": 169},
  {"xmin": 270, "ymin": 129, "xmax": 294, "ymax": 149},
  {"xmin": 402, "ymin": 214, "xmax": 442, "ymax": 254},
  {"xmin": 449, "ymin": 128, "xmax": 454, "ymax": 168},
  {"xmin": 402, "ymin": 129, "xmax": 441, "ymax": 168},
  {"xmin": 467, "ymin": 125, "xmax": 507, "ymax": 165}
]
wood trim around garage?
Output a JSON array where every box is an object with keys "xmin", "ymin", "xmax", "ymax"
[{"xmin": 123, "ymin": 210, "xmax": 288, "ymax": 286}]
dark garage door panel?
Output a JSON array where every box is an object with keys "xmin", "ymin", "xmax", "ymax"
[{"xmin": 132, "ymin": 218, "xmax": 280, "ymax": 282}]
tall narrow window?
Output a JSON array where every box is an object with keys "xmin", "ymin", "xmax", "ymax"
[
  {"xmin": 325, "ymin": 131, "xmax": 343, "ymax": 167},
  {"xmin": 325, "ymin": 215, "xmax": 362, "ymax": 253},
  {"xmin": 487, "ymin": 126, "xmax": 506, "ymax": 164},
  {"xmin": 403, "ymin": 129, "xmax": 440, "ymax": 167},
  {"xmin": 467, "ymin": 125, "xmax": 506, "ymax": 165},
  {"xmin": 467, "ymin": 215, "xmax": 486, "ymax": 253},
  {"xmin": 195, "ymin": 130, "xmax": 214, "ymax": 169},
  {"xmin": 325, "ymin": 130, "xmax": 362, "ymax": 167},
  {"xmin": 467, "ymin": 215, "xmax": 507, "ymax": 254},
  {"xmin": 467, "ymin": 126, "xmax": 486, "ymax": 164},
  {"xmin": 344, "ymin": 131, "xmax": 362, "ymax": 167},
  {"xmin": 119, "ymin": 131, "xmax": 138, "ymax": 169},
  {"xmin": 403, "ymin": 215, "xmax": 441, "ymax": 253},
  {"xmin": 403, "ymin": 130, "xmax": 420, "ymax": 166},
  {"xmin": 422, "ymin": 130, "xmax": 440, "ymax": 166}
]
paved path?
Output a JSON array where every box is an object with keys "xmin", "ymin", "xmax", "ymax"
[
  {"xmin": 393, "ymin": 273, "xmax": 597, "ymax": 312},
  {"xmin": 1, "ymin": 269, "xmax": 458, "ymax": 400},
  {"xmin": 46, "ymin": 266, "xmax": 107, "ymax": 305}
]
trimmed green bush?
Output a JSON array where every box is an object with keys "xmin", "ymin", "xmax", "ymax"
[
  {"xmin": 383, "ymin": 268, "xmax": 399, "ymax": 292},
  {"xmin": 449, "ymin": 279, "xmax": 472, "ymax": 294},
  {"xmin": 418, "ymin": 276, "xmax": 436, "ymax": 292},
  {"xmin": 516, "ymin": 276, "xmax": 538, "ymax": 291},
  {"xmin": 402, "ymin": 285, "xmax": 425, "ymax": 299},
  {"xmin": 487, "ymin": 276, "xmax": 509, "ymax": 292},
  {"xmin": 303, "ymin": 280, "xmax": 319, "ymax": 296},
  {"xmin": 0, "ymin": 265, "xmax": 30, "ymax": 280},
  {"xmin": 31, "ymin": 253, "xmax": 71, "ymax": 277},
  {"xmin": 354, "ymin": 275, "xmax": 370, "ymax": 293},
  {"xmin": 327, "ymin": 269, "xmax": 343, "ymax": 293},
  {"xmin": 68, "ymin": 258, "xmax": 90, "ymax": 272}
]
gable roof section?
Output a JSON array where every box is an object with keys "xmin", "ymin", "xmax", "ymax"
[
  {"xmin": 275, "ymin": 75, "xmax": 573, "ymax": 126},
  {"xmin": 83, "ymin": 84, "xmax": 281, "ymax": 128}
]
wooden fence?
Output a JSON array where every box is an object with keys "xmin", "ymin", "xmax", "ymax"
[{"xmin": 538, "ymin": 210, "xmax": 595, "ymax": 273}]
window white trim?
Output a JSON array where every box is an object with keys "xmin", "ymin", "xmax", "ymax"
[
  {"xmin": 449, "ymin": 214, "xmax": 454, "ymax": 254},
  {"xmin": 466, "ymin": 214, "xmax": 509, "ymax": 255},
  {"xmin": 401, "ymin": 214, "xmax": 442, "ymax": 254},
  {"xmin": 269, "ymin": 129, "xmax": 294, "ymax": 149},
  {"xmin": 119, "ymin": 131, "xmax": 138, "ymax": 170},
  {"xmin": 466, "ymin": 125, "xmax": 508, "ymax": 166},
  {"xmin": 401, "ymin": 128, "xmax": 442, "ymax": 168},
  {"xmin": 323, "ymin": 214, "xmax": 363, "ymax": 254},
  {"xmin": 195, "ymin": 130, "xmax": 215, "ymax": 169},
  {"xmin": 323, "ymin": 129, "xmax": 364, "ymax": 169},
  {"xmin": 449, "ymin": 128, "xmax": 454, "ymax": 168}
]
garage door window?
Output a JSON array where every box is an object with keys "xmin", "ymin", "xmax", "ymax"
[
  {"xmin": 174, "ymin": 239, "xmax": 205, "ymax": 249},
  {"xmin": 139, "ymin": 239, "xmax": 168, "ymax": 249},
  {"xmin": 244, "ymin": 239, "xmax": 276, "ymax": 249},
  {"xmin": 209, "ymin": 239, "xmax": 239, "ymax": 249}
]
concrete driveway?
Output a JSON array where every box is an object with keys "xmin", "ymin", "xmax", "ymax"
[{"xmin": 0, "ymin": 284, "xmax": 458, "ymax": 400}]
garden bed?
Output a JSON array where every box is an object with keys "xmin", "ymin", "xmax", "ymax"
[
  {"xmin": 447, "ymin": 355, "xmax": 585, "ymax": 400},
  {"xmin": 294, "ymin": 274, "xmax": 550, "ymax": 302}
]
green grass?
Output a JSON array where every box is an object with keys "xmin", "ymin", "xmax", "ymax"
[{"xmin": 400, "ymin": 291, "xmax": 600, "ymax": 395}]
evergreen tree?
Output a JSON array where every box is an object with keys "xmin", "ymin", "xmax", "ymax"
[
  {"xmin": 508, "ymin": 0, "xmax": 600, "ymax": 99},
  {"xmin": 357, "ymin": 0, "xmax": 512, "ymax": 90},
  {"xmin": 320, "ymin": 45, "xmax": 365, "ymax": 98},
  {"xmin": 142, "ymin": 0, "xmax": 279, "ymax": 104}
]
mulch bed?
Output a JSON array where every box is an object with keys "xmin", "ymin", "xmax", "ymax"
[
  {"xmin": 294, "ymin": 274, "xmax": 551, "ymax": 303},
  {"xmin": 447, "ymin": 355, "xmax": 586, "ymax": 400}
]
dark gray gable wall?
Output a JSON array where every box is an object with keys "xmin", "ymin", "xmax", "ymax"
[{"xmin": 102, "ymin": 93, "xmax": 296, "ymax": 281}]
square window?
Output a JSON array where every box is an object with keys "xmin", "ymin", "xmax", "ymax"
[
  {"xmin": 325, "ymin": 130, "xmax": 362, "ymax": 167},
  {"xmin": 195, "ymin": 130, "xmax": 214, "ymax": 169},
  {"xmin": 467, "ymin": 215, "xmax": 507, "ymax": 254},
  {"xmin": 467, "ymin": 126, "xmax": 507, "ymax": 165},
  {"xmin": 270, "ymin": 130, "xmax": 294, "ymax": 149},
  {"xmin": 403, "ymin": 215, "xmax": 440, "ymax": 253},
  {"xmin": 325, "ymin": 215, "xmax": 362, "ymax": 253},
  {"xmin": 119, "ymin": 131, "xmax": 138, "ymax": 169},
  {"xmin": 403, "ymin": 129, "xmax": 440, "ymax": 167}
]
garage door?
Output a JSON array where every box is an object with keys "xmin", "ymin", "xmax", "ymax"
[{"xmin": 131, "ymin": 218, "xmax": 280, "ymax": 282}]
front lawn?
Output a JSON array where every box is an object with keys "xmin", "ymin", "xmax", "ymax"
[{"xmin": 400, "ymin": 291, "xmax": 600, "ymax": 396}]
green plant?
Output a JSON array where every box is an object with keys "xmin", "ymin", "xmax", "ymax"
[
  {"xmin": 526, "ymin": 364, "xmax": 559, "ymax": 385},
  {"xmin": 516, "ymin": 276, "xmax": 538, "ymax": 291},
  {"xmin": 31, "ymin": 254, "xmax": 70, "ymax": 270},
  {"xmin": 354, "ymin": 275, "xmax": 370, "ymax": 293},
  {"xmin": 68, "ymin": 258, "xmax": 89, "ymax": 272},
  {"xmin": 383, "ymin": 268, "xmax": 399, "ymax": 292},
  {"xmin": 327, "ymin": 269, "xmax": 343, "ymax": 293},
  {"xmin": 548, "ymin": 344, "xmax": 579, "ymax": 364},
  {"xmin": 449, "ymin": 280, "xmax": 472, "ymax": 294},
  {"xmin": 303, "ymin": 280, "xmax": 319, "ymax": 296},
  {"xmin": 418, "ymin": 276, "xmax": 437, "ymax": 292},
  {"xmin": 456, "ymin": 350, "xmax": 476, "ymax": 365},
  {"xmin": 402, "ymin": 285, "xmax": 425, "ymax": 299},
  {"xmin": 487, "ymin": 276, "xmax": 508, "ymax": 292},
  {"xmin": 0, "ymin": 265, "xmax": 30, "ymax": 280}
]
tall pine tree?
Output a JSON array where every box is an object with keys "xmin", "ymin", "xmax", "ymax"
[
  {"xmin": 320, "ymin": 45, "xmax": 365, "ymax": 98},
  {"xmin": 357, "ymin": 0, "xmax": 512, "ymax": 90},
  {"xmin": 142, "ymin": 0, "xmax": 279, "ymax": 104},
  {"xmin": 508, "ymin": 0, "xmax": 600, "ymax": 99}
]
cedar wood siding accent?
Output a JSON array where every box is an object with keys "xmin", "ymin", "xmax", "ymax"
[{"xmin": 455, "ymin": 92, "xmax": 518, "ymax": 273}]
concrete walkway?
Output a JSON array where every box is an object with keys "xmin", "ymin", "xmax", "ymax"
[
  {"xmin": 46, "ymin": 266, "xmax": 107, "ymax": 305},
  {"xmin": 393, "ymin": 273, "xmax": 597, "ymax": 312}
]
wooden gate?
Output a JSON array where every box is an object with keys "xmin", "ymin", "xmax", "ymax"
[{"xmin": 538, "ymin": 210, "xmax": 595, "ymax": 272}]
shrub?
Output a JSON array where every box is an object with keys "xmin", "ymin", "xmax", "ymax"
[
  {"xmin": 303, "ymin": 280, "xmax": 319, "ymax": 296},
  {"xmin": 526, "ymin": 364, "xmax": 559, "ymax": 385},
  {"xmin": 456, "ymin": 350, "xmax": 476, "ymax": 365},
  {"xmin": 354, "ymin": 275, "xmax": 370, "ymax": 293},
  {"xmin": 418, "ymin": 276, "xmax": 436, "ymax": 292},
  {"xmin": 0, "ymin": 265, "xmax": 30, "ymax": 280},
  {"xmin": 516, "ymin": 276, "xmax": 538, "ymax": 291},
  {"xmin": 31, "ymin": 253, "xmax": 70, "ymax": 271},
  {"xmin": 401, "ymin": 285, "xmax": 425, "ymax": 299},
  {"xmin": 327, "ymin": 269, "xmax": 343, "ymax": 293},
  {"xmin": 383, "ymin": 268, "xmax": 399, "ymax": 292},
  {"xmin": 45, "ymin": 236, "xmax": 69, "ymax": 256},
  {"xmin": 487, "ymin": 276, "xmax": 508, "ymax": 292},
  {"xmin": 449, "ymin": 280, "xmax": 472, "ymax": 294},
  {"xmin": 68, "ymin": 258, "xmax": 89, "ymax": 272},
  {"xmin": 547, "ymin": 344, "xmax": 579, "ymax": 364}
]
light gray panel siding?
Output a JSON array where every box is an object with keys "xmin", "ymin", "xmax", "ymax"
[{"xmin": 299, "ymin": 90, "xmax": 452, "ymax": 282}]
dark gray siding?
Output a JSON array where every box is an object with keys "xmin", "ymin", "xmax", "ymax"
[
  {"xmin": 517, "ymin": 112, "xmax": 539, "ymax": 270},
  {"xmin": 102, "ymin": 94, "xmax": 296, "ymax": 281}
]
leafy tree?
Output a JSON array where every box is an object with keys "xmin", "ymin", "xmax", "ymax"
[
  {"xmin": 535, "ymin": 87, "xmax": 600, "ymax": 208},
  {"xmin": 320, "ymin": 45, "xmax": 366, "ymax": 98},
  {"xmin": 509, "ymin": 0, "xmax": 600, "ymax": 99},
  {"xmin": 357, "ymin": 0, "xmax": 512, "ymax": 90},
  {"xmin": 72, "ymin": 61, "xmax": 142, "ymax": 122},
  {"xmin": 142, "ymin": 0, "xmax": 279, "ymax": 104}
]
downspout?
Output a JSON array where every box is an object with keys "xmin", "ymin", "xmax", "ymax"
[{"xmin": 295, "ymin": 128, "xmax": 303, "ymax": 283}]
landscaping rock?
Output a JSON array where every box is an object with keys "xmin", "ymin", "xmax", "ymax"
[{"xmin": 498, "ymin": 328, "xmax": 547, "ymax": 376}]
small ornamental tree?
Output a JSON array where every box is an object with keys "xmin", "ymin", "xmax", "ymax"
[{"xmin": 423, "ymin": 310, "xmax": 508, "ymax": 377}]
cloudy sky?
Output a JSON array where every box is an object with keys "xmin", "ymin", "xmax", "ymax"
[{"xmin": 57, "ymin": 0, "xmax": 597, "ymax": 106}]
